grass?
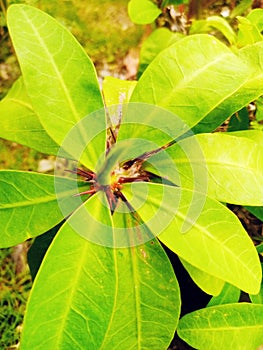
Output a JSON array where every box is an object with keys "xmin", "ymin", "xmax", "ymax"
[
  {"xmin": 0, "ymin": 140, "xmax": 43, "ymax": 349},
  {"xmin": 0, "ymin": 247, "xmax": 31, "ymax": 349}
]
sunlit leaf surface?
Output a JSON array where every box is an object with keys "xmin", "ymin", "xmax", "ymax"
[
  {"xmin": 131, "ymin": 35, "xmax": 250, "ymax": 129},
  {"xmin": 7, "ymin": 5, "xmax": 105, "ymax": 167},
  {"xmin": 123, "ymin": 183, "xmax": 261, "ymax": 294},
  {"xmin": 178, "ymin": 303, "xmax": 263, "ymax": 350},
  {"xmin": 21, "ymin": 196, "xmax": 180, "ymax": 350},
  {"xmin": 0, "ymin": 78, "xmax": 60, "ymax": 155},
  {"xmin": 0, "ymin": 170, "xmax": 88, "ymax": 247}
]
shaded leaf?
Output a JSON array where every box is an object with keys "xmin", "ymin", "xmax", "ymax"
[
  {"xmin": 131, "ymin": 35, "xmax": 250, "ymax": 129},
  {"xmin": 0, "ymin": 78, "xmax": 61, "ymax": 155},
  {"xmin": 247, "ymin": 8, "xmax": 263, "ymax": 32},
  {"xmin": 180, "ymin": 258, "xmax": 225, "ymax": 296},
  {"xmin": 123, "ymin": 183, "xmax": 261, "ymax": 293},
  {"xmin": 0, "ymin": 170, "xmax": 89, "ymax": 247},
  {"xmin": 255, "ymin": 96, "xmax": 263, "ymax": 121},
  {"xmin": 27, "ymin": 221, "xmax": 64, "ymax": 280},
  {"xmin": 227, "ymin": 130, "xmax": 263, "ymax": 146},
  {"xmin": 194, "ymin": 41, "xmax": 263, "ymax": 133},
  {"xmin": 21, "ymin": 194, "xmax": 180, "ymax": 349},
  {"xmin": 177, "ymin": 303, "xmax": 263, "ymax": 350},
  {"xmin": 207, "ymin": 283, "xmax": 240, "ymax": 307}
]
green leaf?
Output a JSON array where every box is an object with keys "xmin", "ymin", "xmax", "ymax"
[
  {"xmin": 250, "ymin": 263, "xmax": 263, "ymax": 304},
  {"xmin": 7, "ymin": 5, "xmax": 104, "ymax": 167},
  {"xmin": 21, "ymin": 195, "xmax": 180, "ymax": 349},
  {"xmin": 122, "ymin": 183, "xmax": 261, "ymax": 293},
  {"xmin": 177, "ymin": 303, "xmax": 263, "ymax": 350},
  {"xmin": 194, "ymin": 42, "xmax": 263, "ymax": 133},
  {"xmin": 230, "ymin": 0, "xmax": 253, "ymax": 18},
  {"xmin": 207, "ymin": 283, "xmax": 240, "ymax": 307},
  {"xmin": 245, "ymin": 206, "xmax": 263, "ymax": 221},
  {"xmin": 180, "ymin": 258, "xmax": 225, "ymax": 296},
  {"xmin": 255, "ymin": 96, "xmax": 263, "ymax": 121},
  {"xmin": 27, "ymin": 221, "xmax": 63, "ymax": 280},
  {"xmin": 138, "ymin": 28, "xmax": 183, "ymax": 77},
  {"xmin": 128, "ymin": 0, "xmax": 162, "ymax": 24},
  {"xmin": 0, "ymin": 170, "xmax": 89, "ymax": 247},
  {"xmin": 0, "ymin": 78, "xmax": 61, "ymax": 155},
  {"xmin": 193, "ymin": 133, "xmax": 263, "ymax": 205},
  {"xmin": 247, "ymin": 8, "xmax": 263, "ymax": 32},
  {"xmin": 227, "ymin": 107, "xmax": 249, "ymax": 131},
  {"xmin": 131, "ymin": 34, "xmax": 250, "ymax": 129},
  {"xmin": 237, "ymin": 16, "xmax": 263, "ymax": 47},
  {"xmin": 190, "ymin": 16, "xmax": 237, "ymax": 45},
  {"xmin": 160, "ymin": 133, "xmax": 263, "ymax": 205},
  {"xmin": 227, "ymin": 130, "xmax": 263, "ymax": 146},
  {"xmin": 102, "ymin": 77, "xmax": 136, "ymax": 107}
]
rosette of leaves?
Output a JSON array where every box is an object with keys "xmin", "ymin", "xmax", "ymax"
[{"xmin": 1, "ymin": 4, "xmax": 263, "ymax": 350}]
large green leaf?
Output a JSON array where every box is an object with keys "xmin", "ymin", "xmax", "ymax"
[
  {"xmin": 250, "ymin": 263, "xmax": 263, "ymax": 304},
  {"xmin": 246, "ymin": 206, "xmax": 263, "ymax": 221},
  {"xmin": 122, "ymin": 183, "xmax": 261, "ymax": 294},
  {"xmin": 190, "ymin": 16, "xmax": 237, "ymax": 45},
  {"xmin": 207, "ymin": 283, "xmax": 240, "ymax": 307},
  {"xmin": 194, "ymin": 41, "xmax": 263, "ymax": 132},
  {"xmin": 7, "ymin": 5, "xmax": 105, "ymax": 167},
  {"xmin": 227, "ymin": 107, "xmax": 249, "ymax": 131},
  {"xmin": 177, "ymin": 303, "xmax": 263, "ymax": 350},
  {"xmin": 27, "ymin": 222, "xmax": 63, "ymax": 281},
  {"xmin": 0, "ymin": 170, "xmax": 89, "ymax": 247},
  {"xmin": 131, "ymin": 34, "xmax": 250, "ymax": 129},
  {"xmin": 21, "ymin": 193, "xmax": 180, "ymax": 349},
  {"xmin": 148, "ymin": 133, "xmax": 263, "ymax": 205},
  {"xmin": 189, "ymin": 133, "xmax": 263, "ymax": 205},
  {"xmin": 0, "ymin": 78, "xmax": 60, "ymax": 155}
]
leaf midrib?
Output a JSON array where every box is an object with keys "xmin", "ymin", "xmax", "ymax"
[
  {"xmin": 145, "ymin": 185, "xmax": 258, "ymax": 283},
  {"xmin": 20, "ymin": 8, "xmax": 80, "ymax": 124},
  {"xmin": 0, "ymin": 189, "xmax": 78, "ymax": 209}
]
